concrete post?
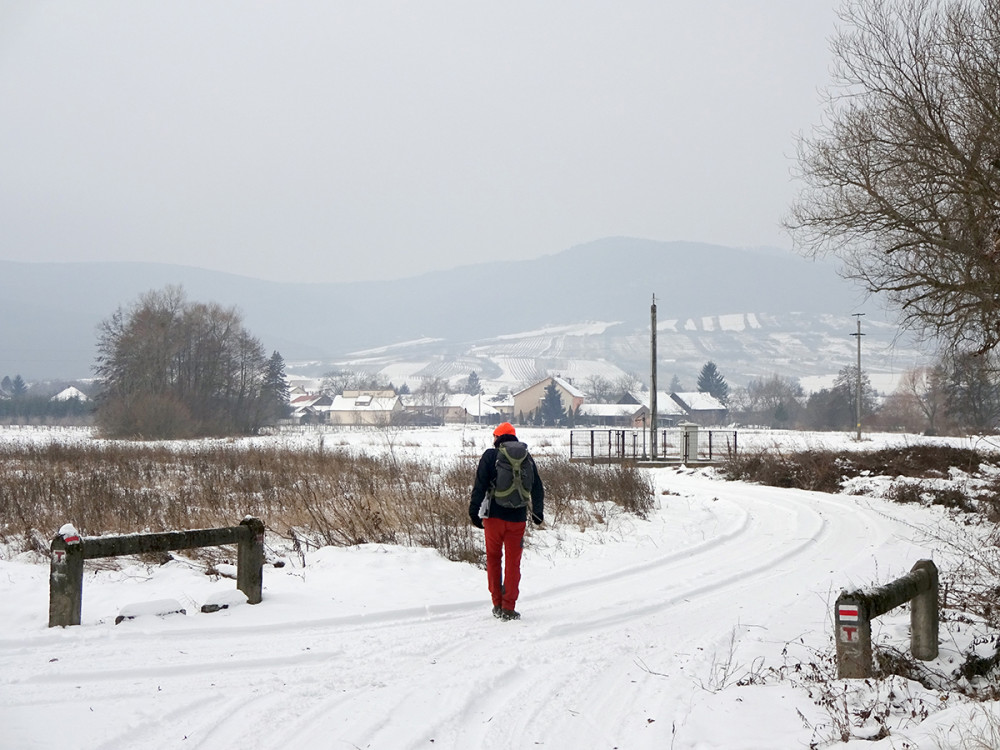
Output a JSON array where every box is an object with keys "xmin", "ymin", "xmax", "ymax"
[
  {"xmin": 47, "ymin": 517, "xmax": 266, "ymax": 626},
  {"xmin": 910, "ymin": 559, "xmax": 939, "ymax": 661},
  {"xmin": 48, "ymin": 532, "xmax": 84, "ymax": 627},
  {"xmin": 835, "ymin": 595, "xmax": 872, "ymax": 679},
  {"xmin": 237, "ymin": 517, "xmax": 266, "ymax": 605},
  {"xmin": 835, "ymin": 559, "xmax": 938, "ymax": 678}
]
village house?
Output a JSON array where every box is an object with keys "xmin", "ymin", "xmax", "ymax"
[
  {"xmin": 669, "ymin": 392, "xmax": 729, "ymax": 427},
  {"xmin": 512, "ymin": 376, "xmax": 585, "ymax": 424},
  {"xmin": 285, "ymin": 393, "xmax": 333, "ymax": 425},
  {"xmin": 444, "ymin": 393, "xmax": 501, "ymax": 424},
  {"xmin": 618, "ymin": 391, "xmax": 715, "ymax": 427},
  {"xmin": 484, "ymin": 391, "xmax": 514, "ymax": 420},
  {"xmin": 328, "ymin": 391, "xmax": 404, "ymax": 426},
  {"xmin": 575, "ymin": 402, "xmax": 650, "ymax": 428},
  {"xmin": 398, "ymin": 393, "xmax": 501, "ymax": 425}
]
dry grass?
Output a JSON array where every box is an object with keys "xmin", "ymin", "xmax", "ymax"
[{"xmin": 0, "ymin": 441, "xmax": 654, "ymax": 566}]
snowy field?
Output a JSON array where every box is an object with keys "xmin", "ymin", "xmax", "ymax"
[{"xmin": 2, "ymin": 425, "xmax": 1000, "ymax": 749}]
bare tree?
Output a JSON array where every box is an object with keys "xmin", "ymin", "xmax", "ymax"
[
  {"xmin": 320, "ymin": 368, "xmax": 389, "ymax": 396},
  {"xmin": 613, "ymin": 371, "xmax": 644, "ymax": 397},
  {"xmin": 748, "ymin": 374, "xmax": 804, "ymax": 427},
  {"xmin": 94, "ymin": 286, "xmax": 269, "ymax": 438},
  {"xmin": 416, "ymin": 376, "xmax": 451, "ymax": 419},
  {"xmin": 787, "ymin": 0, "xmax": 1000, "ymax": 355},
  {"xmin": 941, "ymin": 349, "xmax": 1000, "ymax": 431},
  {"xmin": 896, "ymin": 365, "xmax": 949, "ymax": 434},
  {"xmin": 585, "ymin": 375, "xmax": 614, "ymax": 404},
  {"xmin": 728, "ymin": 374, "xmax": 803, "ymax": 427}
]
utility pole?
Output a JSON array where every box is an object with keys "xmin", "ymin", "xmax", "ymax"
[
  {"xmin": 851, "ymin": 313, "xmax": 865, "ymax": 441},
  {"xmin": 650, "ymin": 294, "xmax": 658, "ymax": 461}
]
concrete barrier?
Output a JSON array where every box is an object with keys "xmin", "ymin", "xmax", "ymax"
[
  {"xmin": 48, "ymin": 517, "xmax": 265, "ymax": 627},
  {"xmin": 835, "ymin": 559, "xmax": 938, "ymax": 678}
]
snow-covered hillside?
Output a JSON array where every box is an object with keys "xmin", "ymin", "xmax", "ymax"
[
  {"xmin": 2, "ymin": 426, "xmax": 998, "ymax": 749},
  {"xmin": 2, "ymin": 239, "xmax": 922, "ymax": 386},
  {"xmin": 328, "ymin": 309, "xmax": 926, "ymax": 396}
]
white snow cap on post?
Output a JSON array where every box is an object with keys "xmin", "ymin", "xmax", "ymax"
[{"xmin": 59, "ymin": 523, "xmax": 81, "ymax": 541}]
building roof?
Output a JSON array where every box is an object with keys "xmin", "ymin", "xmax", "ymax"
[
  {"xmin": 50, "ymin": 386, "xmax": 88, "ymax": 402},
  {"xmin": 577, "ymin": 403, "xmax": 647, "ymax": 417},
  {"xmin": 330, "ymin": 394, "xmax": 401, "ymax": 412},
  {"xmin": 671, "ymin": 391, "xmax": 727, "ymax": 411},
  {"xmin": 552, "ymin": 376, "xmax": 585, "ymax": 398},
  {"xmin": 290, "ymin": 394, "xmax": 333, "ymax": 409},
  {"xmin": 513, "ymin": 376, "xmax": 585, "ymax": 399},
  {"xmin": 446, "ymin": 394, "xmax": 500, "ymax": 417},
  {"xmin": 485, "ymin": 393, "xmax": 514, "ymax": 407},
  {"xmin": 651, "ymin": 393, "xmax": 687, "ymax": 415}
]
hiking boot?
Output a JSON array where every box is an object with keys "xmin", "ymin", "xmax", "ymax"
[
  {"xmin": 499, "ymin": 608, "xmax": 521, "ymax": 621},
  {"xmin": 492, "ymin": 605, "xmax": 502, "ymax": 618}
]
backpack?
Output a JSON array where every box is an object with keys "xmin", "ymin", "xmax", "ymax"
[{"xmin": 491, "ymin": 441, "xmax": 535, "ymax": 509}]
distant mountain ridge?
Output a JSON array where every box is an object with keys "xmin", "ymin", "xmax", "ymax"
[{"xmin": 0, "ymin": 238, "xmax": 924, "ymax": 389}]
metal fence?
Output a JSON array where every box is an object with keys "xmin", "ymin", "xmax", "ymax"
[{"xmin": 569, "ymin": 427, "xmax": 737, "ymax": 463}]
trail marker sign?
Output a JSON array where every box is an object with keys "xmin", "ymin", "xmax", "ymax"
[{"xmin": 834, "ymin": 560, "xmax": 939, "ymax": 679}]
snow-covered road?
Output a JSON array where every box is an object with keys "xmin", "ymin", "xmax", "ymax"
[{"xmin": 1, "ymin": 465, "xmax": 939, "ymax": 749}]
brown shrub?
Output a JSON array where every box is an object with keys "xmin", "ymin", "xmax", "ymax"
[
  {"xmin": 0, "ymin": 441, "xmax": 654, "ymax": 566},
  {"xmin": 720, "ymin": 448, "xmax": 843, "ymax": 493},
  {"xmin": 721, "ymin": 444, "xmax": 999, "ymax": 502}
]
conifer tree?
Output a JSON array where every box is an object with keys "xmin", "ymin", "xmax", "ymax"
[
  {"xmin": 464, "ymin": 371, "xmax": 483, "ymax": 395},
  {"xmin": 539, "ymin": 381, "xmax": 567, "ymax": 426},
  {"xmin": 11, "ymin": 374, "xmax": 27, "ymax": 398},
  {"xmin": 697, "ymin": 361, "xmax": 730, "ymax": 405},
  {"xmin": 261, "ymin": 351, "xmax": 291, "ymax": 423}
]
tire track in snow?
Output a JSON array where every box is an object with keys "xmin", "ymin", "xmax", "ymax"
[
  {"xmin": 2, "ymin": 472, "xmax": 918, "ymax": 750},
  {"xmin": 419, "ymin": 476, "xmax": 914, "ymax": 750}
]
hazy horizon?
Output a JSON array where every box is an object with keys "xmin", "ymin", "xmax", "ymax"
[{"xmin": 1, "ymin": 2, "xmax": 840, "ymax": 284}]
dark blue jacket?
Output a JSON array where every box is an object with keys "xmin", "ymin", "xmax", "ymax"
[{"xmin": 469, "ymin": 434, "xmax": 544, "ymax": 524}]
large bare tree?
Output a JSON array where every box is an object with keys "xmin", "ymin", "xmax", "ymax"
[
  {"xmin": 787, "ymin": 0, "xmax": 1000, "ymax": 355},
  {"xmin": 95, "ymin": 286, "xmax": 273, "ymax": 438}
]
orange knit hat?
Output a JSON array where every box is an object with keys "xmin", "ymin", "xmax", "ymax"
[{"xmin": 493, "ymin": 422, "xmax": 516, "ymax": 438}]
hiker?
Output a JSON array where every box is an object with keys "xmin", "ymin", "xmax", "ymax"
[{"xmin": 469, "ymin": 422, "xmax": 544, "ymax": 621}]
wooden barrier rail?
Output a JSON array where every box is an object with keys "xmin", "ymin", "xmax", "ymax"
[
  {"xmin": 48, "ymin": 517, "xmax": 265, "ymax": 628},
  {"xmin": 835, "ymin": 559, "xmax": 939, "ymax": 678}
]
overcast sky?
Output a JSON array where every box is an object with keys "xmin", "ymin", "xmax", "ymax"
[{"xmin": 0, "ymin": 1, "xmax": 840, "ymax": 284}]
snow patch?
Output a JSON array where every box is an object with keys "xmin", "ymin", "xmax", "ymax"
[{"xmin": 493, "ymin": 321, "xmax": 620, "ymax": 339}]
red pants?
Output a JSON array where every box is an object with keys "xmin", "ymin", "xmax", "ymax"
[{"xmin": 483, "ymin": 518, "xmax": 526, "ymax": 610}]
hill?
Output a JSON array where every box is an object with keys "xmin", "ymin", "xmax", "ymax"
[{"xmin": 0, "ymin": 238, "xmax": 925, "ymax": 390}]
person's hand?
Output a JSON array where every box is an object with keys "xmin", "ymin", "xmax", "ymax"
[
  {"xmin": 470, "ymin": 515, "xmax": 484, "ymax": 529},
  {"xmin": 532, "ymin": 513, "xmax": 544, "ymax": 526}
]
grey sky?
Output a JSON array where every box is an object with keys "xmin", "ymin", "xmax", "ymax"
[{"xmin": 0, "ymin": 1, "xmax": 839, "ymax": 284}]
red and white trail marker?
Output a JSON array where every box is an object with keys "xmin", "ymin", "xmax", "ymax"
[{"xmin": 838, "ymin": 604, "xmax": 860, "ymax": 622}]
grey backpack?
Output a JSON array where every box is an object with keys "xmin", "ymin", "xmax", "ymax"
[{"xmin": 492, "ymin": 441, "xmax": 535, "ymax": 509}]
